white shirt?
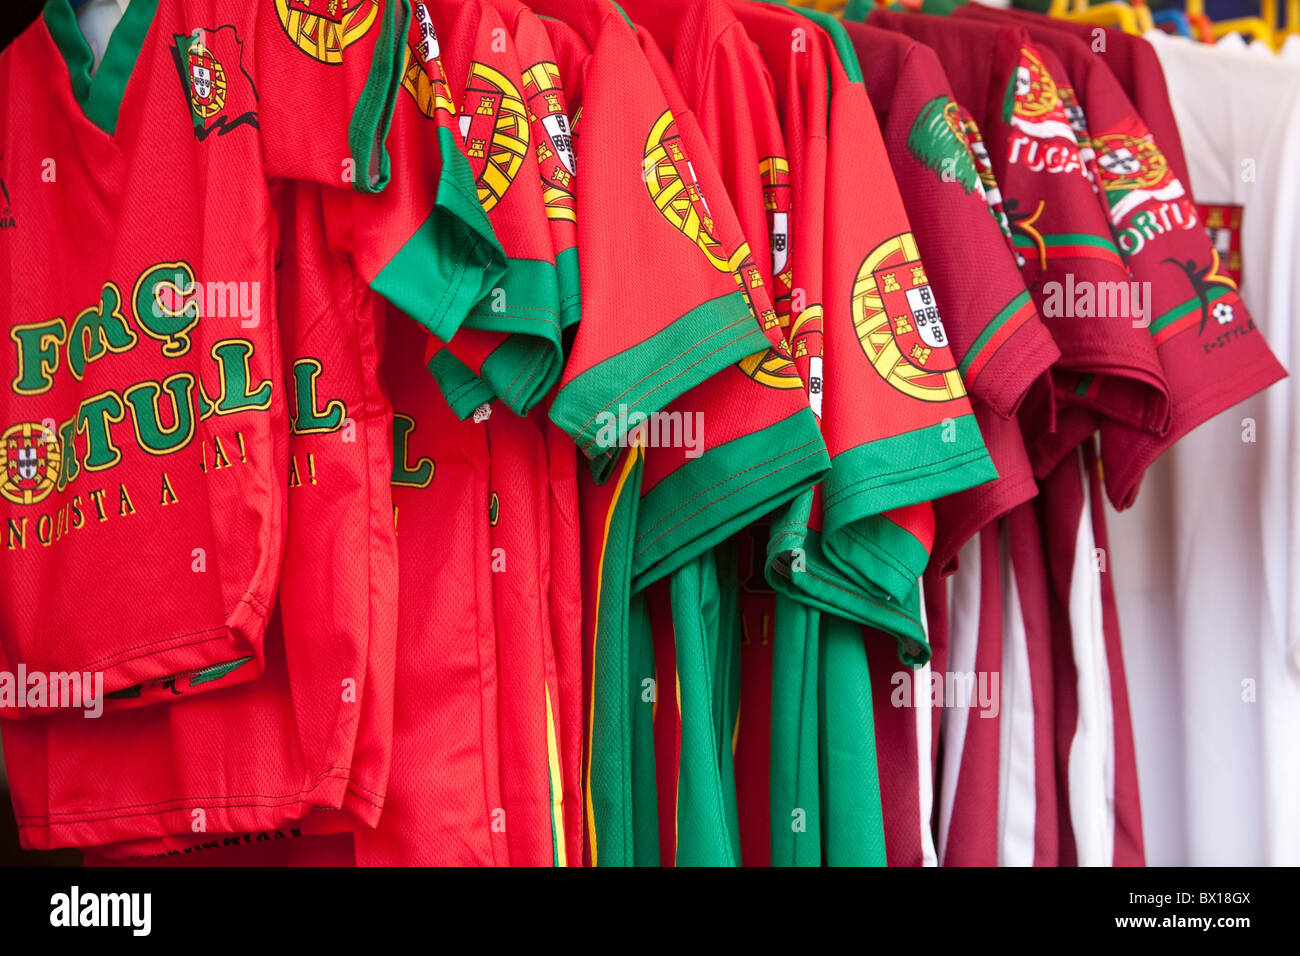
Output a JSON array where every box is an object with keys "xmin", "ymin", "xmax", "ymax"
[{"xmin": 1111, "ymin": 32, "xmax": 1300, "ymax": 865}]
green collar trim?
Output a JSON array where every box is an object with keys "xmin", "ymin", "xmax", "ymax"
[
  {"xmin": 791, "ymin": 6, "xmax": 865, "ymax": 85},
  {"xmin": 44, "ymin": 0, "xmax": 162, "ymax": 135},
  {"xmin": 609, "ymin": 1, "xmax": 635, "ymax": 30}
]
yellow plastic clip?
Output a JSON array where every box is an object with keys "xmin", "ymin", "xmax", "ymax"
[
  {"xmin": 1062, "ymin": 0, "xmax": 1142, "ymax": 35},
  {"xmin": 1210, "ymin": 17, "xmax": 1278, "ymax": 46},
  {"xmin": 1131, "ymin": 0, "xmax": 1156, "ymax": 32},
  {"xmin": 1282, "ymin": 0, "xmax": 1300, "ymax": 43},
  {"xmin": 1209, "ymin": 12, "xmax": 1277, "ymax": 48},
  {"xmin": 1187, "ymin": 0, "xmax": 1279, "ymax": 48}
]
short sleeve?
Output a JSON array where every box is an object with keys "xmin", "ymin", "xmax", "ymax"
[
  {"xmin": 256, "ymin": 0, "xmax": 409, "ymax": 193},
  {"xmin": 525, "ymin": 4, "xmax": 771, "ymax": 479},
  {"xmin": 344, "ymin": 2, "xmax": 508, "ymax": 345},
  {"xmin": 812, "ymin": 23, "xmax": 996, "ymax": 537},
  {"xmin": 1040, "ymin": 40, "xmax": 1285, "ymax": 508},
  {"xmin": 627, "ymin": 35, "xmax": 828, "ymax": 593},
  {"xmin": 852, "ymin": 27, "xmax": 1059, "ymax": 419}
]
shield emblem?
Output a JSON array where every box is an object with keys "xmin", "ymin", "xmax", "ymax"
[
  {"xmin": 852, "ymin": 233, "xmax": 965, "ymax": 402},
  {"xmin": 414, "ymin": 2, "xmax": 439, "ymax": 62},
  {"xmin": 1063, "ymin": 102, "xmax": 1086, "ymax": 135},
  {"xmin": 872, "ymin": 261, "xmax": 951, "ymax": 368},
  {"xmin": 1099, "ymin": 147, "xmax": 1140, "ymax": 177},
  {"xmin": 1015, "ymin": 66, "xmax": 1031, "ymax": 98},
  {"xmin": 1095, "ymin": 132, "xmax": 1174, "ymax": 191},
  {"xmin": 542, "ymin": 112, "xmax": 575, "ymax": 175},
  {"xmin": 1011, "ymin": 47, "xmax": 1059, "ymax": 121},
  {"xmin": 182, "ymin": 40, "xmax": 227, "ymax": 121},
  {"xmin": 17, "ymin": 446, "xmax": 37, "ymax": 480},
  {"xmin": 523, "ymin": 61, "xmax": 576, "ymax": 221},
  {"xmin": 756, "ymin": 154, "xmax": 803, "ymax": 388},
  {"xmin": 190, "ymin": 53, "xmax": 213, "ymax": 102},
  {"xmin": 278, "ymin": 0, "xmax": 380, "ymax": 65},
  {"xmin": 643, "ymin": 110, "xmax": 730, "ymax": 272},
  {"xmin": 1, "ymin": 422, "xmax": 61, "ymax": 505},
  {"xmin": 770, "ymin": 211, "xmax": 789, "ymax": 276},
  {"xmin": 457, "ymin": 62, "xmax": 529, "ymax": 212},
  {"xmin": 171, "ymin": 26, "xmax": 255, "ymax": 139},
  {"xmin": 400, "ymin": 11, "xmax": 454, "ymax": 120},
  {"xmin": 735, "ymin": 250, "xmax": 802, "ymax": 392}
]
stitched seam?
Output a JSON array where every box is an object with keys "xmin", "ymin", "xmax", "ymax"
[
  {"xmin": 572, "ymin": 317, "xmax": 759, "ymax": 445},
  {"xmin": 17, "ymin": 769, "xmax": 354, "ymax": 823},
  {"xmin": 822, "ymin": 447, "xmax": 989, "ymax": 509},
  {"xmin": 635, "ymin": 441, "xmax": 824, "ymax": 554}
]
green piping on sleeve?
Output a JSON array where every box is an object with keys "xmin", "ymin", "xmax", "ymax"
[
  {"xmin": 821, "ymin": 414, "xmax": 996, "ymax": 530},
  {"xmin": 550, "ymin": 290, "xmax": 764, "ymax": 482},
  {"xmin": 372, "ymin": 126, "xmax": 506, "ymax": 342},
  {"xmin": 349, "ymin": 0, "xmax": 409, "ymax": 194},
  {"xmin": 630, "ymin": 409, "xmax": 829, "ymax": 593}
]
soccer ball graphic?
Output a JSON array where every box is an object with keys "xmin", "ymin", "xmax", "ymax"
[{"xmin": 1213, "ymin": 301, "xmax": 1234, "ymax": 325}]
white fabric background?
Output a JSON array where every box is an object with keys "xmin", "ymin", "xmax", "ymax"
[{"xmin": 1110, "ymin": 32, "xmax": 1300, "ymax": 865}]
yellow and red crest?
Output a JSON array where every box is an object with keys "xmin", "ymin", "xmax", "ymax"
[
  {"xmin": 759, "ymin": 155, "xmax": 793, "ymax": 305},
  {"xmin": 1011, "ymin": 46, "xmax": 1059, "ymax": 121},
  {"xmin": 643, "ymin": 110, "xmax": 737, "ymax": 273},
  {"xmin": 458, "ymin": 62, "xmax": 529, "ymax": 213},
  {"xmin": 852, "ymin": 233, "xmax": 965, "ymax": 403},
  {"xmin": 275, "ymin": 0, "xmax": 379, "ymax": 65},
  {"xmin": 736, "ymin": 248, "xmax": 801, "ymax": 391},
  {"xmin": 1, "ymin": 422, "xmax": 61, "ymax": 506},
  {"xmin": 739, "ymin": 156, "xmax": 802, "ymax": 391},
  {"xmin": 186, "ymin": 40, "xmax": 227, "ymax": 119},
  {"xmin": 523, "ymin": 62, "xmax": 576, "ymax": 223},
  {"xmin": 401, "ymin": 2, "xmax": 455, "ymax": 118},
  {"xmin": 1094, "ymin": 132, "xmax": 1172, "ymax": 192},
  {"xmin": 645, "ymin": 113, "xmax": 800, "ymax": 388}
]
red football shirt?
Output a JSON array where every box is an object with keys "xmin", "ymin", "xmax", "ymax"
[
  {"xmin": 729, "ymin": 0, "xmax": 835, "ymax": 865},
  {"xmin": 430, "ymin": 0, "xmax": 577, "ymax": 868},
  {"xmin": 526, "ymin": 0, "xmax": 773, "ymax": 480},
  {"xmin": 535, "ymin": 12, "xmax": 591, "ymax": 868},
  {"xmin": 792, "ymin": 8, "xmax": 994, "ymax": 655},
  {"xmin": 630, "ymin": 6, "xmax": 832, "ymax": 867},
  {"xmin": 522, "ymin": 0, "xmax": 787, "ymax": 867},
  {"xmin": 2, "ymin": 0, "xmax": 503, "ymax": 850},
  {"xmin": 483, "ymin": 406, "xmax": 571, "ymax": 866},
  {"xmin": 488, "ymin": 0, "xmax": 580, "ymax": 330},
  {"xmin": 543, "ymin": 411, "xmax": 585, "ymax": 866},
  {"xmin": 842, "ymin": 21, "xmax": 1054, "ymax": 575},
  {"xmin": 866, "ymin": 11, "xmax": 1172, "ymax": 476},
  {"xmin": 847, "ymin": 21, "xmax": 1057, "ymax": 420},
  {"xmin": 956, "ymin": 5, "xmax": 1286, "ymax": 507},
  {"xmin": 420, "ymin": 0, "xmax": 565, "ymax": 419},
  {"xmin": 352, "ymin": 302, "xmax": 505, "ymax": 866},
  {"xmin": 576, "ymin": 12, "xmax": 831, "ymax": 867}
]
